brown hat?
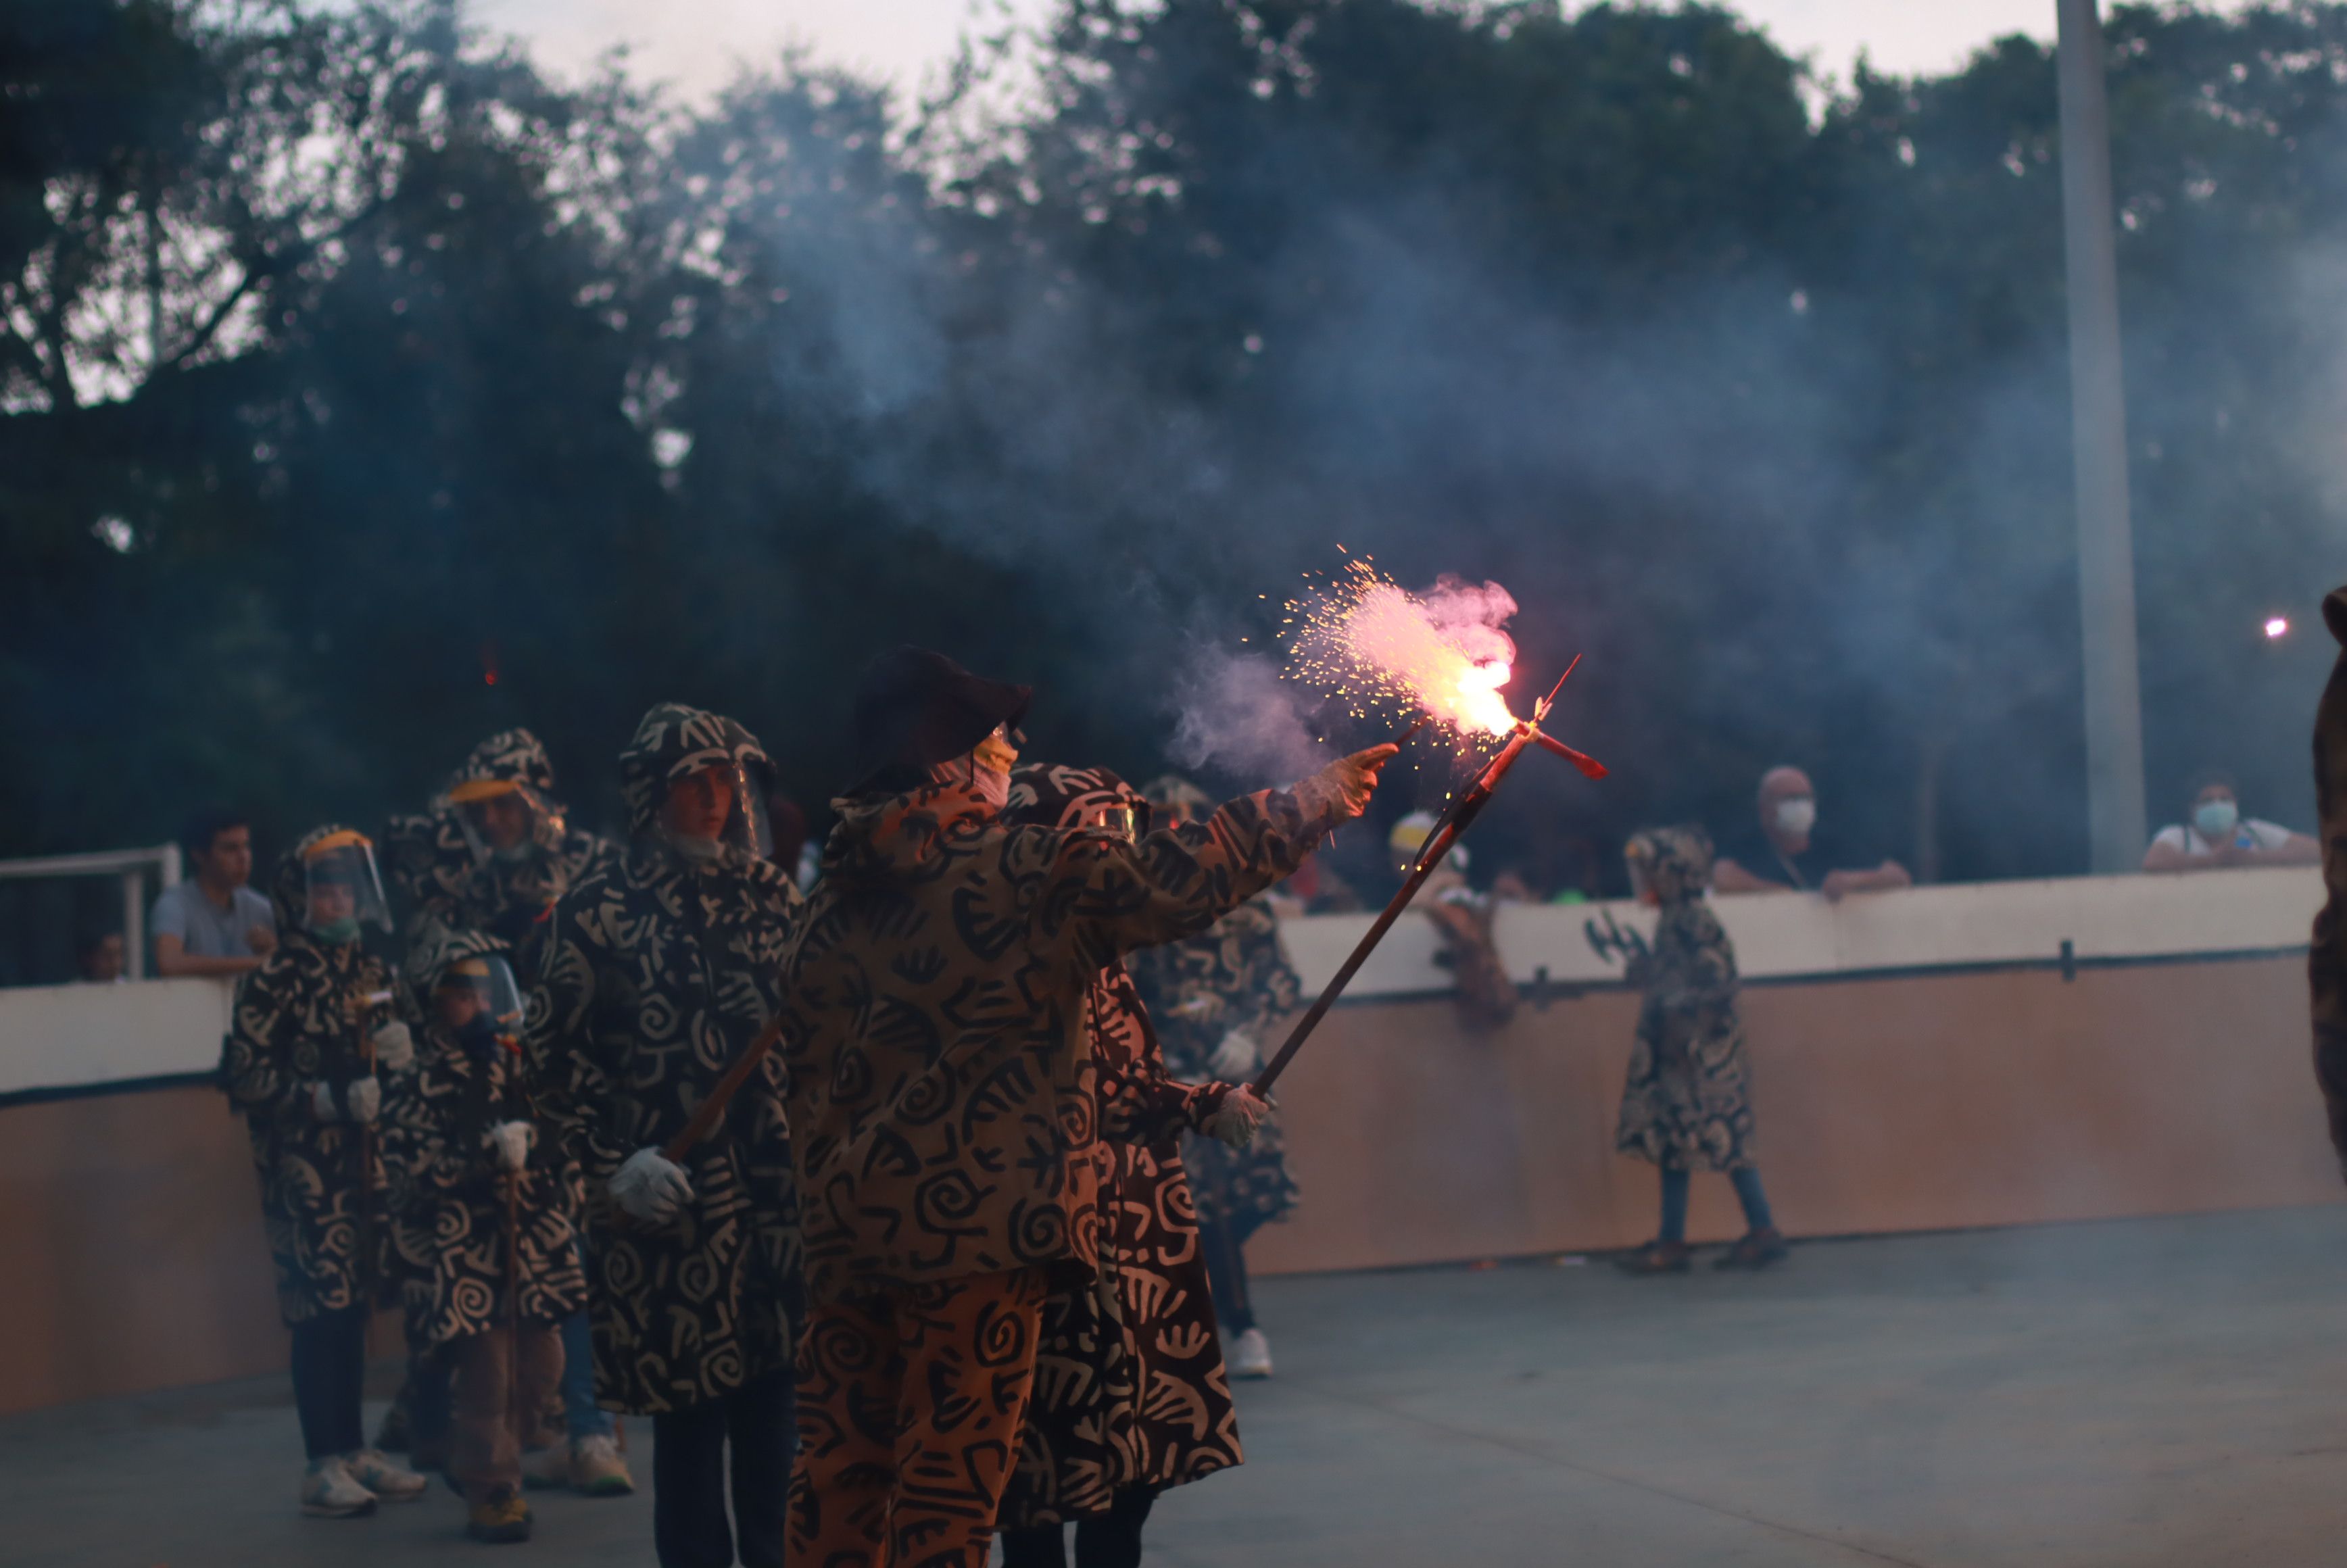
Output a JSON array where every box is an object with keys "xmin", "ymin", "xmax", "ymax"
[{"xmin": 848, "ymin": 646, "xmax": 1032, "ymax": 795}]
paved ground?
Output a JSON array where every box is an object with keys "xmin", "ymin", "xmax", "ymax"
[{"xmin": 9, "ymin": 1208, "xmax": 2347, "ymax": 1567}]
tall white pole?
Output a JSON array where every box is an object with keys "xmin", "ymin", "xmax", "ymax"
[{"xmin": 2057, "ymin": 0, "xmax": 2148, "ymax": 873}]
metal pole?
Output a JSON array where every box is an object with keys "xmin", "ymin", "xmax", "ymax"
[
  {"xmin": 2057, "ymin": 0, "xmax": 2149, "ymax": 873},
  {"xmin": 122, "ymin": 868, "xmax": 144, "ymax": 981}
]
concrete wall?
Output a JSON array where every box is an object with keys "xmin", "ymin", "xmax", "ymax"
[{"xmin": 0, "ymin": 869, "xmax": 2331, "ymax": 1413}]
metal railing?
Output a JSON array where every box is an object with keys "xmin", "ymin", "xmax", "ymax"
[{"xmin": 0, "ymin": 846, "xmax": 183, "ymax": 981}]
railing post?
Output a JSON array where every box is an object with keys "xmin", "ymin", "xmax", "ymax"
[{"xmin": 122, "ymin": 868, "xmax": 145, "ymax": 981}]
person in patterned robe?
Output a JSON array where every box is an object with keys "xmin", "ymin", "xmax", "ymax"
[
  {"xmin": 779, "ymin": 646, "xmax": 1395, "ymax": 1568},
  {"xmin": 1126, "ymin": 775, "xmax": 1306, "ymax": 1383},
  {"xmin": 1611, "ymin": 825, "xmax": 1787, "ymax": 1274},
  {"xmin": 383, "ymin": 929, "xmax": 586, "ymax": 1542},
  {"xmin": 380, "ymin": 729, "xmax": 630, "ymax": 1496},
  {"xmin": 2310, "ymin": 588, "xmax": 2347, "ymax": 1177},
  {"xmin": 994, "ymin": 765, "xmax": 1252, "ymax": 1568},
  {"xmin": 385, "ymin": 727, "xmax": 619, "ymax": 989},
  {"xmin": 222, "ymin": 825, "xmax": 431, "ymax": 1517},
  {"xmin": 528, "ymin": 702, "xmax": 802, "ymax": 1568}
]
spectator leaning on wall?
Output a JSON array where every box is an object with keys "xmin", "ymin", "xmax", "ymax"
[
  {"xmin": 152, "ymin": 807, "xmax": 277, "ymax": 977},
  {"xmin": 2142, "ymin": 773, "xmax": 2318, "ymax": 873},
  {"xmin": 1713, "ymin": 766, "xmax": 1913, "ymax": 900}
]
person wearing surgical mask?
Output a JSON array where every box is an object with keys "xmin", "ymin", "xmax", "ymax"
[
  {"xmin": 2142, "ymin": 774, "xmax": 2318, "ymax": 873},
  {"xmin": 1713, "ymin": 765, "xmax": 1914, "ymax": 901}
]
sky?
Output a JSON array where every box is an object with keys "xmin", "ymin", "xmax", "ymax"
[{"xmin": 469, "ymin": 0, "xmax": 2256, "ymax": 103}]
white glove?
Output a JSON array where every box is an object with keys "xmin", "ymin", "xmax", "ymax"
[
  {"xmin": 1208, "ymin": 1029, "xmax": 1260, "ymax": 1081},
  {"xmin": 1289, "ymin": 743, "xmax": 1400, "ymax": 829},
  {"xmin": 1201, "ymin": 1085, "xmax": 1270, "ymax": 1150},
  {"xmin": 489, "ymin": 1120, "xmax": 535, "ymax": 1173},
  {"xmin": 343, "ymin": 1076, "xmax": 381, "ymax": 1125},
  {"xmin": 310, "ymin": 1081, "xmax": 340, "ymax": 1122},
  {"xmin": 369, "ymin": 1021, "xmax": 414, "ymax": 1073},
  {"xmin": 610, "ymin": 1146, "xmax": 694, "ymax": 1224}
]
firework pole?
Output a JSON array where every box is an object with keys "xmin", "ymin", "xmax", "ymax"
[{"xmin": 1254, "ymin": 724, "xmax": 1545, "ymax": 1096}]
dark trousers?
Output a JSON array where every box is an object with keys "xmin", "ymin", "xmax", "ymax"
[
  {"xmin": 1196, "ymin": 1216, "xmax": 1255, "ymax": 1334},
  {"xmin": 1659, "ymin": 1165, "xmax": 1776, "ymax": 1244},
  {"xmin": 652, "ymin": 1371, "xmax": 796, "ymax": 1568},
  {"xmin": 290, "ymin": 1304, "xmax": 369, "ymax": 1460},
  {"xmin": 998, "ymin": 1487, "xmax": 1159, "ymax": 1568}
]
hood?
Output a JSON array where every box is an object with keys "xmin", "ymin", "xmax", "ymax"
[
  {"xmin": 1007, "ymin": 762, "xmax": 1142, "ymax": 831},
  {"xmin": 1627, "ymin": 824, "xmax": 1714, "ymax": 906},
  {"xmin": 450, "ymin": 727, "xmax": 560, "ymax": 804},
  {"xmin": 618, "ymin": 701, "xmax": 773, "ymax": 839},
  {"xmin": 413, "ymin": 925, "xmax": 514, "ymax": 996},
  {"xmin": 270, "ymin": 822, "xmax": 366, "ymax": 931},
  {"xmin": 821, "ymin": 781, "xmax": 997, "ymax": 888}
]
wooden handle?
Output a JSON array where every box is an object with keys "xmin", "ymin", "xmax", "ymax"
[{"xmin": 662, "ymin": 1012, "xmax": 788, "ymax": 1164}]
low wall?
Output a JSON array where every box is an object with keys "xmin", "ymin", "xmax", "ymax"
[{"xmin": 0, "ymin": 869, "xmax": 2332, "ymax": 1413}]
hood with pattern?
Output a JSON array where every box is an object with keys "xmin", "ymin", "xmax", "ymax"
[
  {"xmin": 1008, "ymin": 762, "xmax": 1144, "ymax": 831},
  {"xmin": 450, "ymin": 727, "xmax": 559, "ymax": 802},
  {"xmin": 618, "ymin": 702, "xmax": 773, "ymax": 839},
  {"xmin": 1627, "ymin": 824, "xmax": 1714, "ymax": 906},
  {"xmin": 269, "ymin": 823, "xmax": 371, "ymax": 933},
  {"xmin": 411, "ymin": 924, "xmax": 516, "ymax": 998}
]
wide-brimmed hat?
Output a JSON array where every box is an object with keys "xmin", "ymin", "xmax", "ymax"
[{"xmin": 848, "ymin": 645, "xmax": 1032, "ymax": 795}]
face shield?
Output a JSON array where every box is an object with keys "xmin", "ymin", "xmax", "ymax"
[
  {"xmin": 435, "ymin": 954, "xmax": 527, "ymax": 1046},
  {"xmin": 445, "ymin": 777, "xmax": 549, "ymax": 866},
  {"xmin": 301, "ymin": 830, "xmax": 392, "ymax": 938},
  {"xmin": 1086, "ymin": 801, "xmax": 1139, "ymax": 841},
  {"xmin": 661, "ymin": 760, "xmax": 774, "ymax": 860}
]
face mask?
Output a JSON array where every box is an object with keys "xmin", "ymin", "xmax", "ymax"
[
  {"xmin": 314, "ymin": 916, "xmax": 362, "ymax": 946},
  {"xmin": 971, "ymin": 763, "xmax": 1011, "ymax": 812},
  {"xmin": 492, "ymin": 841, "xmax": 536, "ymax": 865},
  {"xmin": 2194, "ymin": 800, "xmax": 2239, "ymax": 840},
  {"xmin": 656, "ymin": 822, "xmax": 723, "ymax": 864},
  {"xmin": 1774, "ymin": 798, "xmax": 1816, "ymax": 837},
  {"xmin": 456, "ymin": 1010, "xmax": 500, "ymax": 1060}
]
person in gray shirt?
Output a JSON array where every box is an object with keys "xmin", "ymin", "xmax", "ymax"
[{"xmin": 153, "ymin": 808, "xmax": 277, "ymax": 978}]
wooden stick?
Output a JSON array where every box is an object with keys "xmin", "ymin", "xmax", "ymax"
[
  {"xmin": 662, "ymin": 1013, "xmax": 788, "ymax": 1164},
  {"xmin": 1254, "ymin": 727, "xmax": 1537, "ymax": 1095}
]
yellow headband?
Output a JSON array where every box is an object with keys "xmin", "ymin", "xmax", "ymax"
[
  {"xmin": 301, "ymin": 828, "xmax": 372, "ymax": 861},
  {"xmin": 447, "ymin": 778, "xmax": 523, "ymax": 805}
]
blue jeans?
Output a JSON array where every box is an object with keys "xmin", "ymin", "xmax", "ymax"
[
  {"xmin": 1660, "ymin": 1165, "xmax": 1774, "ymax": 1244},
  {"xmin": 562, "ymin": 1240, "xmax": 614, "ymax": 1441}
]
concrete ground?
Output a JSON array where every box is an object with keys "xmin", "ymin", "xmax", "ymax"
[{"xmin": 7, "ymin": 1208, "xmax": 2347, "ymax": 1567}]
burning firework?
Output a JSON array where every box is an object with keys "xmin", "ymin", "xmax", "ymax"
[{"xmin": 1284, "ymin": 558, "xmax": 1524, "ymax": 739}]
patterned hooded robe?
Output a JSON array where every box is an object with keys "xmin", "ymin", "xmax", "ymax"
[
  {"xmin": 1613, "ymin": 825, "xmax": 1756, "ymax": 1173},
  {"xmin": 1125, "ymin": 778, "xmax": 1303, "ymax": 1235},
  {"xmin": 776, "ymin": 773, "xmax": 1326, "ymax": 1314},
  {"xmin": 383, "ymin": 929, "xmax": 587, "ymax": 1354},
  {"xmin": 385, "ymin": 727, "xmax": 619, "ymax": 991},
  {"xmin": 529, "ymin": 703, "xmax": 804, "ymax": 1414},
  {"xmin": 222, "ymin": 824, "xmax": 410, "ymax": 1325},
  {"xmin": 994, "ymin": 765, "xmax": 1247, "ymax": 1531},
  {"xmin": 2310, "ymin": 587, "xmax": 2347, "ymax": 1173}
]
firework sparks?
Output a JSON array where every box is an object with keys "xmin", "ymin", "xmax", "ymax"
[{"xmin": 1285, "ymin": 559, "xmax": 1522, "ymax": 739}]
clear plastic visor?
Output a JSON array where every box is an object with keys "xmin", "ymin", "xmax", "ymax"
[
  {"xmin": 447, "ymin": 780, "xmax": 546, "ymax": 865},
  {"xmin": 301, "ymin": 834, "xmax": 392, "ymax": 933},
  {"xmin": 662, "ymin": 761, "xmax": 773, "ymax": 859},
  {"xmin": 434, "ymin": 954, "xmax": 527, "ymax": 1042}
]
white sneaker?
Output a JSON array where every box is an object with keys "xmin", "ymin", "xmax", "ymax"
[
  {"xmin": 520, "ymin": 1442, "xmax": 571, "ymax": 1490},
  {"xmin": 1231, "ymin": 1327, "xmax": 1274, "ymax": 1379},
  {"xmin": 570, "ymin": 1431, "xmax": 635, "ymax": 1496},
  {"xmin": 300, "ymin": 1455, "xmax": 379, "ymax": 1518},
  {"xmin": 343, "ymin": 1448, "xmax": 427, "ymax": 1502}
]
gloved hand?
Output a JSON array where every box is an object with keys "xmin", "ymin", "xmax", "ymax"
[
  {"xmin": 343, "ymin": 1076, "xmax": 381, "ymax": 1125},
  {"xmin": 610, "ymin": 1146, "xmax": 694, "ymax": 1224},
  {"xmin": 1290, "ymin": 743, "xmax": 1400, "ymax": 829},
  {"xmin": 489, "ymin": 1120, "xmax": 535, "ymax": 1173},
  {"xmin": 310, "ymin": 1081, "xmax": 341, "ymax": 1123},
  {"xmin": 1201, "ymin": 1085, "xmax": 1270, "ymax": 1150},
  {"xmin": 370, "ymin": 1020, "xmax": 415, "ymax": 1073},
  {"xmin": 1208, "ymin": 1029, "xmax": 1260, "ymax": 1081}
]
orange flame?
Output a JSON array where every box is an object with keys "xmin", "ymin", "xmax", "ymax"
[{"xmin": 1285, "ymin": 560, "xmax": 1522, "ymax": 740}]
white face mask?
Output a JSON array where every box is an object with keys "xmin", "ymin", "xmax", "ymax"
[
  {"xmin": 1774, "ymin": 797, "xmax": 1816, "ymax": 837},
  {"xmin": 656, "ymin": 822, "xmax": 722, "ymax": 864},
  {"xmin": 2194, "ymin": 799, "xmax": 2239, "ymax": 841}
]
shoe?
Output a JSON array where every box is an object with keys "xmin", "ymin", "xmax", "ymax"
[
  {"xmin": 1230, "ymin": 1327, "xmax": 1274, "ymax": 1379},
  {"xmin": 519, "ymin": 1443, "xmax": 571, "ymax": 1491},
  {"xmin": 300, "ymin": 1455, "xmax": 378, "ymax": 1519},
  {"xmin": 374, "ymin": 1388, "xmax": 412, "ymax": 1453},
  {"xmin": 569, "ymin": 1433, "xmax": 635, "ymax": 1497},
  {"xmin": 343, "ymin": 1448, "xmax": 428, "ymax": 1502},
  {"xmin": 1614, "ymin": 1241, "xmax": 1691, "ymax": 1275},
  {"xmin": 466, "ymin": 1484, "xmax": 533, "ymax": 1544},
  {"xmin": 1715, "ymin": 1227, "xmax": 1790, "ymax": 1271}
]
